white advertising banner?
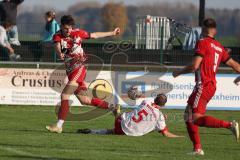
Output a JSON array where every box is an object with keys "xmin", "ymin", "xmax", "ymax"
[
  {"xmin": 0, "ymin": 68, "xmax": 239, "ymax": 110},
  {"xmin": 0, "ymin": 68, "xmax": 114, "ymax": 106},
  {"xmin": 115, "ymin": 72, "xmax": 240, "ymax": 110},
  {"xmin": 162, "ymin": 73, "xmax": 240, "ymax": 110},
  {"xmin": 0, "ymin": 68, "xmax": 66, "ymax": 105}
]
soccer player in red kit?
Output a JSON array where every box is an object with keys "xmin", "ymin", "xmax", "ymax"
[
  {"xmin": 172, "ymin": 18, "xmax": 240, "ymax": 155},
  {"xmin": 46, "ymin": 15, "xmax": 120, "ymax": 133}
]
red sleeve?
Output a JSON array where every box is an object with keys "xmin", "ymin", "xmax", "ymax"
[
  {"xmin": 77, "ymin": 29, "xmax": 90, "ymax": 39},
  {"xmin": 53, "ymin": 34, "xmax": 61, "ymax": 43},
  {"xmin": 194, "ymin": 40, "xmax": 206, "ymax": 57},
  {"xmin": 221, "ymin": 48, "xmax": 231, "ymax": 63}
]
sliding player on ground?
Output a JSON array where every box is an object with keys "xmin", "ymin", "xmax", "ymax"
[
  {"xmin": 46, "ymin": 15, "xmax": 120, "ymax": 133},
  {"xmin": 172, "ymin": 18, "xmax": 240, "ymax": 155},
  {"xmin": 77, "ymin": 93, "xmax": 182, "ymax": 138}
]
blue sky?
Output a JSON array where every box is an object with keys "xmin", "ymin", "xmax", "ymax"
[{"xmin": 20, "ymin": 0, "xmax": 240, "ymax": 11}]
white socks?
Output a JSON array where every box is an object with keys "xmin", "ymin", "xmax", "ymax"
[{"xmin": 57, "ymin": 120, "xmax": 64, "ymax": 128}]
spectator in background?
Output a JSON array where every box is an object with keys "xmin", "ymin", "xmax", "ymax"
[
  {"xmin": 36, "ymin": 11, "xmax": 60, "ymax": 62},
  {"xmin": 0, "ymin": 22, "xmax": 21, "ymax": 61},
  {"xmin": 42, "ymin": 11, "xmax": 60, "ymax": 42},
  {"xmin": 0, "ymin": 0, "xmax": 24, "ymax": 46}
]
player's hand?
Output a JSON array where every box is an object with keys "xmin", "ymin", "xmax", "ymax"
[
  {"xmin": 113, "ymin": 28, "xmax": 121, "ymax": 36},
  {"xmin": 163, "ymin": 114, "xmax": 168, "ymax": 120},
  {"xmin": 225, "ymin": 48, "xmax": 232, "ymax": 54},
  {"xmin": 59, "ymin": 53, "xmax": 65, "ymax": 60},
  {"xmin": 9, "ymin": 48, "xmax": 14, "ymax": 54},
  {"xmin": 234, "ymin": 76, "xmax": 240, "ymax": 85},
  {"xmin": 172, "ymin": 70, "xmax": 180, "ymax": 78}
]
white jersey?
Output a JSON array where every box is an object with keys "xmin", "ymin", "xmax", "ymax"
[{"xmin": 120, "ymin": 100, "xmax": 166, "ymax": 136}]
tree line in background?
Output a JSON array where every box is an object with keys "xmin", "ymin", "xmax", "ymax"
[{"xmin": 17, "ymin": 1, "xmax": 240, "ymax": 44}]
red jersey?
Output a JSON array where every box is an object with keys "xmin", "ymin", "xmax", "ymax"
[
  {"xmin": 194, "ymin": 37, "xmax": 230, "ymax": 87},
  {"xmin": 53, "ymin": 29, "xmax": 90, "ymax": 73}
]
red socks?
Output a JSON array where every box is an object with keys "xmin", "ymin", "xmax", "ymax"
[
  {"xmin": 186, "ymin": 122, "xmax": 201, "ymax": 150},
  {"xmin": 194, "ymin": 116, "xmax": 231, "ymax": 128},
  {"xmin": 58, "ymin": 98, "xmax": 109, "ymax": 120},
  {"xmin": 186, "ymin": 113, "xmax": 231, "ymax": 150},
  {"xmin": 186, "ymin": 116, "xmax": 231, "ymax": 150},
  {"xmin": 91, "ymin": 98, "xmax": 109, "ymax": 109},
  {"xmin": 58, "ymin": 100, "xmax": 69, "ymax": 120}
]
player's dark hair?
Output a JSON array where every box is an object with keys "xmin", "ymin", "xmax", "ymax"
[
  {"xmin": 154, "ymin": 94, "xmax": 167, "ymax": 106},
  {"xmin": 202, "ymin": 18, "xmax": 217, "ymax": 28},
  {"xmin": 61, "ymin": 15, "xmax": 75, "ymax": 26}
]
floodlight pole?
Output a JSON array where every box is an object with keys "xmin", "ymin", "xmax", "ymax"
[{"xmin": 199, "ymin": 0, "xmax": 205, "ymax": 26}]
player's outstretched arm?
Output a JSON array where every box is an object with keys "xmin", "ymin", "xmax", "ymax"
[
  {"xmin": 90, "ymin": 28, "xmax": 120, "ymax": 39},
  {"xmin": 162, "ymin": 130, "xmax": 184, "ymax": 138},
  {"xmin": 54, "ymin": 42, "xmax": 64, "ymax": 60},
  {"xmin": 172, "ymin": 56, "xmax": 203, "ymax": 78},
  {"xmin": 226, "ymin": 58, "xmax": 240, "ymax": 73},
  {"xmin": 225, "ymin": 58, "xmax": 240, "ymax": 85}
]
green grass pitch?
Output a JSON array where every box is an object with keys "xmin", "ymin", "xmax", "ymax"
[{"xmin": 0, "ymin": 105, "xmax": 239, "ymax": 160}]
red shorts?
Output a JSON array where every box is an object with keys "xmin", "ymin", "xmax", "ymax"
[
  {"xmin": 187, "ymin": 83, "xmax": 216, "ymax": 114},
  {"xmin": 114, "ymin": 116, "xmax": 125, "ymax": 135},
  {"xmin": 67, "ymin": 66, "xmax": 87, "ymax": 91}
]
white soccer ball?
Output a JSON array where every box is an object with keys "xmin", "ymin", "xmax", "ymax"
[{"xmin": 127, "ymin": 86, "xmax": 141, "ymax": 100}]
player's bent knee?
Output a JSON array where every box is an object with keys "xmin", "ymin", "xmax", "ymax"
[
  {"xmin": 193, "ymin": 113, "xmax": 204, "ymax": 121},
  {"xmin": 76, "ymin": 95, "xmax": 91, "ymax": 105},
  {"xmin": 80, "ymin": 99, "xmax": 91, "ymax": 105},
  {"xmin": 184, "ymin": 105, "xmax": 193, "ymax": 122}
]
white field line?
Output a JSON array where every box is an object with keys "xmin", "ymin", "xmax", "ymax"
[
  {"xmin": 0, "ymin": 146, "xmax": 56, "ymax": 159},
  {"xmin": 0, "ymin": 144, "xmax": 164, "ymax": 158}
]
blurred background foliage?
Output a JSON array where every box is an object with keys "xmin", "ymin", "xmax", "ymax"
[{"xmin": 17, "ymin": 1, "xmax": 240, "ymax": 46}]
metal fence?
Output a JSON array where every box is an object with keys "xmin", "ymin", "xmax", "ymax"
[
  {"xmin": 0, "ymin": 22, "xmax": 240, "ymax": 66},
  {"xmin": 1, "ymin": 41, "xmax": 240, "ymax": 66}
]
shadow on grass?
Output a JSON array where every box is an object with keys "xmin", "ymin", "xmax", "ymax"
[
  {"xmin": 0, "ymin": 143, "xmax": 46, "ymax": 149},
  {"xmin": 200, "ymin": 132, "xmax": 231, "ymax": 136}
]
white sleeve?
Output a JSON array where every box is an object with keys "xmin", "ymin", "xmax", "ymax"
[
  {"xmin": 155, "ymin": 111, "xmax": 167, "ymax": 132},
  {"xmin": 0, "ymin": 28, "xmax": 9, "ymax": 47},
  {"xmin": 0, "ymin": 29, "xmax": 5, "ymax": 46}
]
